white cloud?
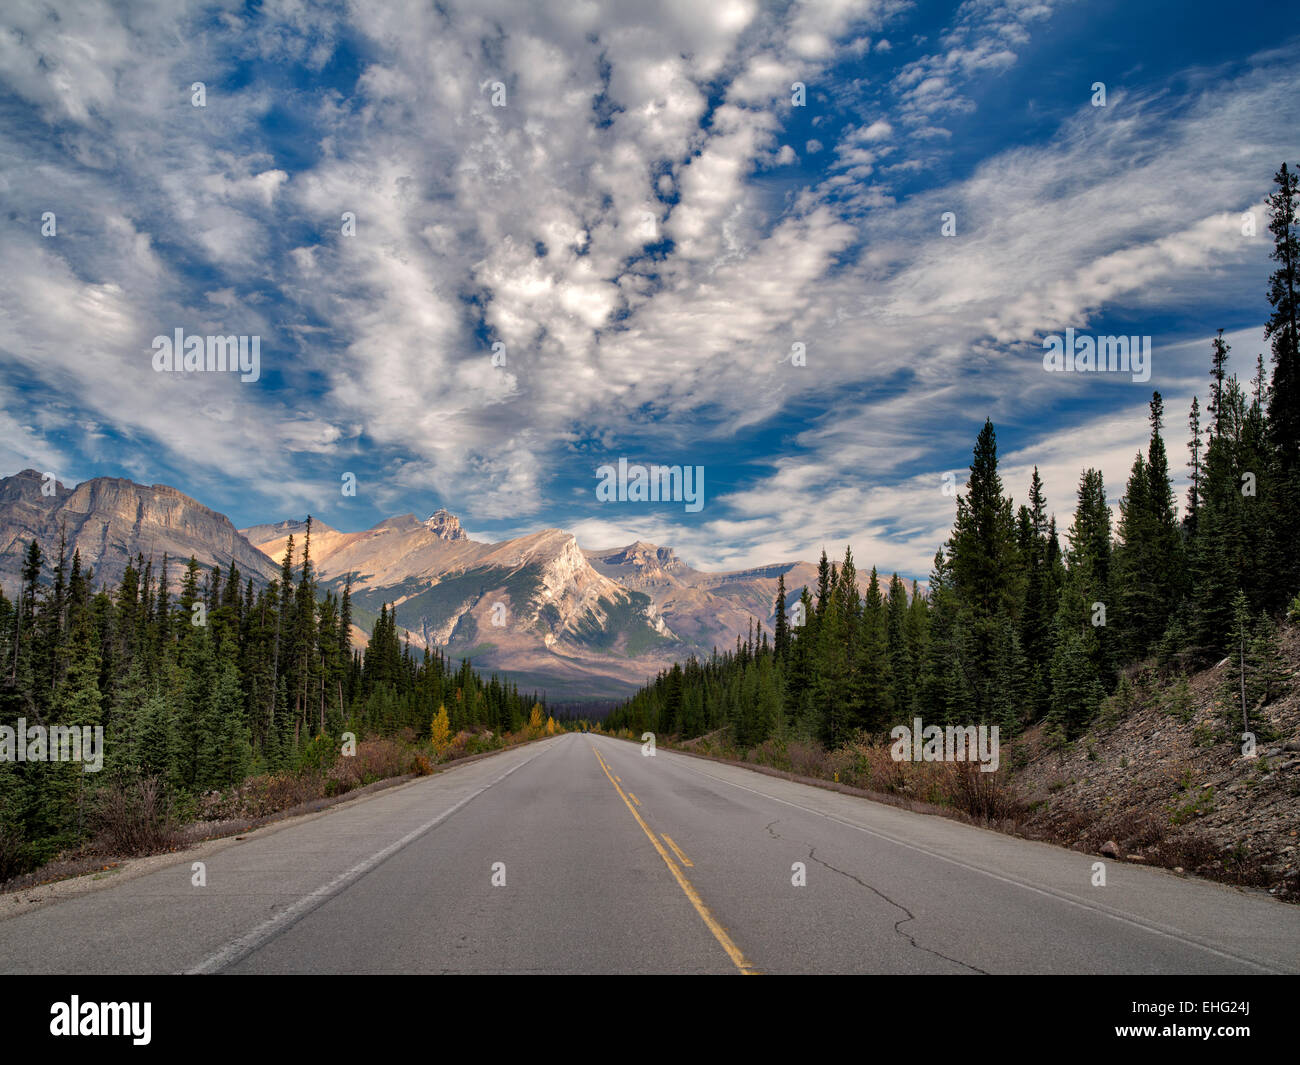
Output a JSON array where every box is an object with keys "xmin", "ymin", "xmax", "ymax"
[{"xmin": 0, "ymin": 0, "xmax": 1296, "ymax": 580}]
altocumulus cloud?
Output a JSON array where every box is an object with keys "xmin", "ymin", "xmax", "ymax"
[{"xmin": 0, "ymin": 0, "xmax": 1296, "ymax": 575}]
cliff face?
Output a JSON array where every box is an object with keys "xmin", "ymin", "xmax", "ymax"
[
  {"xmin": 586, "ymin": 541, "xmax": 690, "ymax": 590},
  {"xmin": 423, "ymin": 509, "xmax": 467, "ymax": 542},
  {"xmin": 585, "ymin": 540, "xmax": 823, "ymax": 652},
  {"xmin": 0, "ymin": 469, "xmax": 280, "ymax": 592},
  {"xmin": 240, "ymin": 516, "xmax": 678, "ymax": 696},
  {"xmin": 240, "ymin": 512, "xmax": 836, "ymax": 696}
]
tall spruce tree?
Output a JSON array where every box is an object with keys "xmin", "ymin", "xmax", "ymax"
[
  {"xmin": 772, "ymin": 573, "xmax": 791, "ymax": 663},
  {"xmin": 1112, "ymin": 394, "xmax": 1182, "ymax": 657},
  {"xmin": 1265, "ymin": 163, "xmax": 1300, "ymax": 468},
  {"xmin": 947, "ymin": 419, "xmax": 1020, "ymax": 723}
]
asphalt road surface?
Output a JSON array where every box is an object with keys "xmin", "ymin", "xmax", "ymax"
[{"xmin": 2, "ymin": 732, "xmax": 1297, "ymax": 974}]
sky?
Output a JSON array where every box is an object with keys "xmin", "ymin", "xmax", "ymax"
[{"xmin": 0, "ymin": 0, "xmax": 1297, "ymax": 582}]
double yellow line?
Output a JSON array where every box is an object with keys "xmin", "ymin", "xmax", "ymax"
[{"xmin": 591, "ymin": 745, "xmax": 759, "ymax": 974}]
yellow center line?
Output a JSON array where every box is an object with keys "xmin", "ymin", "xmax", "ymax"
[
  {"xmin": 590, "ymin": 745, "xmax": 758, "ymax": 975},
  {"xmin": 628, "ymin": 792, "xmax": 641, "ymax": 806},
  {"xmin": 662, "ymin": 834, "xmax": 693, "ymax": 868}
]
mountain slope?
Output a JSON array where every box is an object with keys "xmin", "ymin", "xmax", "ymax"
[
  {"xmin": 585, "ymin": 541, "xmax": 822, "ymax": 650},
  {"xmin": 0, "ymin": 469, "xmax": 279, "ymax": 593},
  {"xmin": 242, "ymin": 515, "xmax": 680, "ymax": 699},
  {"xmin": 0, "ymin": 466, "xmax": 845, "ymax": 700}
]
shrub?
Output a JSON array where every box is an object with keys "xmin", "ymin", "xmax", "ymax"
[
  {"xmin": 292, "ymin": 731, "xmax": 340, "ymax": 775},
  {"xmin": 1162, "ymin": 674, "xmax": 1194, "ymax": 722},
  {"xmin": 1168, "ymin": 785, "xmax": 1215, "ymax": 826},
  {"xmin": 783, "ymin": 740, "xmax": 825, "ymax": 779},
  {"xmin": 0, "ymin": 823, "xmax": 31, "ymax": 883},
  {"xmin": 92, "ymin": 778, "xmax": 182, "ymax": 856},
  {"xmin": 945, "ymin": 761, "xmax": 1024, "ymax": 822},
  {"xmin": 750, "ymin": 738, "xmax": 791, "ymax": 771}
]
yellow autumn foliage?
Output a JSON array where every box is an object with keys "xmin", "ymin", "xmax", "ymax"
[{"xmin": 430, "ymin": 704, "xmax": 451, "ymax": 756}]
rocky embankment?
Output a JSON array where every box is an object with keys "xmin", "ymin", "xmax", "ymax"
[{"xmin": 1009, "ymin": 623, "xmax": 1300, "ymax": 900}]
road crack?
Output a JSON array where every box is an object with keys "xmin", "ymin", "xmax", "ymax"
[
  {"xmin": 803, "ymin": 843, "xmax": 988, "ymax": 974},
  {"xmin": 769, "ymin": 817, "xmax": 984, "ymax": 972}
]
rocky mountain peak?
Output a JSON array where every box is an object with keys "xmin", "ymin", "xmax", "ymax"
[
  {"xmin": 0, "ymin": 468, "xmax": 70, "ymax": 503},
  {"xmin": 423, "ymin": 508, "xmax": 467, "ymax": 541},
  {"xmin": 0, "ymin": 470, "xmax": 280, "ymax": 594},
  {"xmin": 608, "ymin": 540, "xmax": 684, "ymax": 572}
]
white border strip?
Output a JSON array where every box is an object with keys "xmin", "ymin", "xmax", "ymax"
[{"xmin": 186, "ymin": 743, "xmax": 551, "ymax": 974}]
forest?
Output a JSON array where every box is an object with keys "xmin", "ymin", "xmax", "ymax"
[
  {"xmin": 0, "ymin": 518, "xmax": 546, "ymax": 873},
  {"xmin": 606, "ymin": 163, "xmax": 1300, "ymax": 753}
]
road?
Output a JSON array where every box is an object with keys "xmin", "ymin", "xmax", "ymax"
[{"xmin": 2, "ymin": 731, "xmax": 1297, "ymax": 974}]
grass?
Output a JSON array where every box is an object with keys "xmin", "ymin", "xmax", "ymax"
[{"xmin": 1168, "ymin": 784, "xmax": 1216, "ymax": 826}]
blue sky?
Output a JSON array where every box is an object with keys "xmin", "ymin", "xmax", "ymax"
[{"xmin": 0, "ymin": 0, "xmax": 1296, "ymax": 581}]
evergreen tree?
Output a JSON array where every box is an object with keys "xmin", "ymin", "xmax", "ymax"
[
  {"xmin": 885, "ymin": 573, "xmax": 910, "ymax": 722},
  {"xmin": 1112, "ymin": 394, "xmax": 1182, "ymax": 657},
  {"xmin": 772, "ymin": 573, "xmax": 790, "ymax": 663},
  {"xmin": 1186, "ymin": 395, "xmax": 1202, "ymax": 536},
  {"xmin": 1265, "ymin": 163, "xmax": 1300, "ymax": 468},
  {"xmin": 854, "ymin": 567, "xmax": 892, "ymax": 732},
  {"xmin": 947, "ymin": 419, "xmax": 1021, "ymax": 723}
]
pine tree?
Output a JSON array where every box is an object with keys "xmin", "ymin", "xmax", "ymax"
[
  {"xmin": 136, "ymin": 688, "xmax": 175, "ymax": 782},
  {"xmin": 903, "ymin": 579, "xmax": 929, "ymax": 716},
  {"xmin": 854, "ymin": 567, "xmax": 892, "ymax": 733},
  {"xmin": 42, "ymin": 577, "xmax": 102, "ymax": 844},
  {"xmin": 772, "ymin": 573, "xmax": 791, "ymax": 663},
  {"xmin": 1191, "ymin": 374, "xmax": 1269, "ymax": 647},
  {"xmin": 1224, "ymin": 591, "xmax": 1254, "ymax": 735},
  {"xmin": 1247, "ymin": 611, "xmax": 1285, "ymax": 711},
  {"xmin": 813, "ymin": 549, "xmax": 831, "ymax": 624},
  {"xmin": 1209, "ymin": 328, "xmax": 1231, "ymax": 438},
  {"xmin": 1265, "ymin": 163, "xmax": 1300, "ymax": 605},
  {"xmin": 784, "ymin": 587, "xmax": 815, "ymax": 735},
  {"xmin": 885, "ymin": 573, "xmax": 910, "ymax": 721},
  {"xmin": 1050, "ymin": 474, "xmax": 1111, "ymax": 739},
  {"xmin": 1112, "ymin": 394, "xmax": 1182, "ymax": 658},
  {"xmin": 1017, "ymin": 467, "xmax": 1056, "ymax": 722},
  {"xmin": 1265, "ymin": 162, "xmax": 1300, "ymax": 468},
  {"xmin": 1186, "ymin": 395, "xmax": 1202, "ymax": 536},
  {"xmin": 947, "ymin": 420, "xmax": 1021, "ymax": 722},
  {"xmin": 814, "ymin": 562, "xmax": 850, "ymax": 745},
  {"xmin": 1047, "ymin": 602, "xmax": 1103, "ymax": 742},
  {"xmin": 206, "ymin": 652, "xmax": 251, "ymax": 788}
]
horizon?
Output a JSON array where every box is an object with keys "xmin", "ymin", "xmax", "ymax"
[{"xmin": 3, "ymin": 464, "xmax": 846, "ymax": 580}]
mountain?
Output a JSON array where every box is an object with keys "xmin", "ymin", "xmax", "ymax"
[
  {"xmin": 0, "ymin": 467, "xmax": 838, "ymax": 700},
  {"xmin": 0, "ymin": 469, "xmax": 279, "ymax": 595},
  {"xmin": 584, "ymin": 542, "xmax": 821, "ymax": 652},
  {"xmin": 241, "ymin": 515, "xmax": 681, "ymax": 699},
  {"xmin": 241, "ymin": 519, "xmax": 828, "ymax": 699}
]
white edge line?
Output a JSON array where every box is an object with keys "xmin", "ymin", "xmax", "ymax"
[
  {"xmin": 647, "ymin": 743, "xmax": 1289, "ymax": 975},
  {"xmin": 185, "ymin": 742, "xmax": 552, "ymax": 974}
]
